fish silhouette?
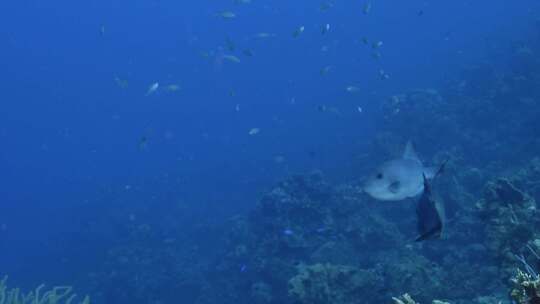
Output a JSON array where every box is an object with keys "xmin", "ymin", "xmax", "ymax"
[{"xmin": 415, "ymin": 161, "xmax": 447, "ymax": 242}]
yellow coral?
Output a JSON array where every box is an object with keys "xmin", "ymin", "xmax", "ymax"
[{"xmin": 0, "ymin": 276, "xmax": 90, "ymax": 304}]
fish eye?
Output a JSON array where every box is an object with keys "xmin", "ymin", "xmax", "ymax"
[{"xmin": 376, "ymin": 173, "xmax": 383, "ymax": 179}]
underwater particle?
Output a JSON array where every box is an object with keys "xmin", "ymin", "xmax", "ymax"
[
  {"xmin": 217, "ymin": 11, "xmax": 236, "ymax": 19},
  {"xmin": 235, "ymin": 104, "xmax": 240, "ymax": 112},
  {"xmin": 242, "ymin": 49, "xmax": 254, "ymax": 57},
  {"xmin": 292, "ymin": 26, "xmax": 305, "ymax": 38},
  {"xmin": 321, "ymin": 23, "xmax": 330, "ymax": 35},
  {"xmin": 317, "ymin": 104, "xmax": 341, "ymax": 115},
  {"xmin": 200, "ymin": 50, "xmax": 212, "ymax": 58},
  {"xmin": 146, "ymin": 82, "xmax": 159, "ymax": 96},
  {"xmin": 236, "ymin": 0, "xmax": 251, "ymax": 4},
  {"xmin": 361, "ymin": 37, "xmax": 369, "ymax": 45},
  {"xmin": 321, "ymin": 45, "xmax": 329, "ymax": 52},
  {"xmin": 417, "ymin": 10, "xmax": 424, "ymax": 16},
  {"xmin": 163, "ymin": 238, "xmax": 176, "ymax": 244},
  {"xmin": 240, "ymin": 264, "xmax": 247, "ymax": 272},
  {"xmin": 363, "ymin": 2, "xmax": 372, "ymax": 14},
  {"xmin": 346, "ymin": 86, "xmax": 360, "ymax": 93},
  {"xmin": 274, "ymin": 155, "xmax": 286, "ymax": 163},
  {"xmin": 229, "ymin": 90, "xmax": 236, "ymax": 97},
  {"xmin": 283, "ymin": 228, "xmax": 294, "ymax": 235},
  {"xmin": 320, "ymin": 65, "xmax": 332, "ymax": 75},
  {"xmin": 224, "ymin": 36, "xmax": 236, "ymax": 52},
  {"xmin": 114, "ymin": 76, "xmax": 129, "ymax": 89},
  {"xmin": 320, "ymin": 2, "xmax": 334, "ymax": 12},
  {"xmin": 99, "ymin": 24, "xmax": 106, "ymax": 37},
  {"xmin": 371, "ymin": 51, "xmax": 381, "ymax": 59},
  {"xmin": 165, "ymin": 84, "xmax": 181, "ymax": 92},
  {"xmin": 164, "ymin": 130, "xmax": 174, "ymax": 140},
  {"xmin": 248, "ymin": 128, "xmax": 260, "ymax": 135},
  {"xmin": 138, "ymin": 136, "xmax": 148, "ymax": 150},
  {"xmin": 222, "ymin": 54, "xmax": 241, "ymax": 63},
  {"xmin": 357, "ymin": 106, "xmax": 363, "ymax": 113},
  {"xmin": 315, "ymin": 226, "xmax": 328, "ymax": 233},
  {"xmin": 253, "ymin": 32, "xmax": 276, "ymax": 39},
  {"xmin": 379, "ymin": 69, "xmax": 390, "ymax": 80}
]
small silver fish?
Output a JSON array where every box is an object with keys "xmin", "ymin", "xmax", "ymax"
[
  {"xmin": 363, "ymin": 2, "xmax": 372, "ymax": 14},
  {"xmin": 253, "ymin": 32, "xmax": 276, "ymax": 39},
  {"xmin": 222, "ymin": 55, "xmax": 241, "ymax": 63},
  {"xmin": 240, "ymin": 264, "xmax": 247, "ymax": 272},
  {"xmin": 372, "ymin": 41, "xmax": 383, "ymax": 49},
  {"xmin": 346, "ymin": 86, "xmax": 360, "ymax": 92},
  {"xmin": 248, "ymin": 128, "xmax": 260, "ymax": 135},
  {"xmin": 217, "ymin": 11, "xmax": 236, "ymax": 19},
  {"xmin": 320, "ymin": 65, "xmax": 333, "ymax": 75},
  {"xmin": 293, "ymin": 26, "xmax": 305, "ymax": 38},
  {"xmin": 321, "ymin": 23, "xmax": 330, "ymax": 35},
  {"xmin": 146, "ymin": 82, "xmax": 159, "ymax": 96}
]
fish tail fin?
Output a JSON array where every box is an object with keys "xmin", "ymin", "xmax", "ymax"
[
  {"xmin": 433, "ymin": 158, "xmax": 449, "ymax": 179},
  {"xmin": 414, "ymin": 227, "xmax": 442, "ymax": 242},
  {"xmin": 424, "ymin": 158, "xmax": 449, "ymax": 180}
]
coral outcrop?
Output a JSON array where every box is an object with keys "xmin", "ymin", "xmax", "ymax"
[{"xmin": 288, "ymin": 263, "xmax": 378, "ymax": 304}]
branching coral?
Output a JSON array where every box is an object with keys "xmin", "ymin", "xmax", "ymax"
[
  {"xmin": 510, "ymin": 269, "xmax": 540, "ymax": 304},
  {"xmin": 392, "ymin": 293, "xmax": 418, "ymax": 304},
  {"xmin": 392, "ymin": 293, "xmax": 450, "ymax": 304},
  {"xmin": 0, "ymin": 276, "xmax": 90, "ymax": 304}
]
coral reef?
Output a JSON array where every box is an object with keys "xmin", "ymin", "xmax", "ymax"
[
  {"xmin": 476, "ymin": 177, "xmax": 539, "ymax": 278},
  {"xmin": 85, "ymin": 31, "xmax": 540, "ymax": 303}
]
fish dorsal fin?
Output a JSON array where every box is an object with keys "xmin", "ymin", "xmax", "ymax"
[{"xmin": 403, "ymin": 141, "xmax": 420, "ymax": 162}]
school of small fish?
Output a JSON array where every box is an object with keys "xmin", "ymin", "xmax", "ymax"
[{"xmin": 99, "ymin": 0, "xmax": 438, "ymax": 162}]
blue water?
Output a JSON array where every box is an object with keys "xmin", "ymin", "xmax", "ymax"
[{"xmin": 1, "ymin": 0, "xmax": 539, "ymax": 301}]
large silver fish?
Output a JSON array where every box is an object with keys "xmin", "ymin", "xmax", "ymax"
[{"xmin": 363, "ymin": 141, "xmax": 436, "ymax": 201}]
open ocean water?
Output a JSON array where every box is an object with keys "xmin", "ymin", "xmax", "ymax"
[{"xmin": 2, "ymin": 1, "xmax": 540, "ymax": 303}]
